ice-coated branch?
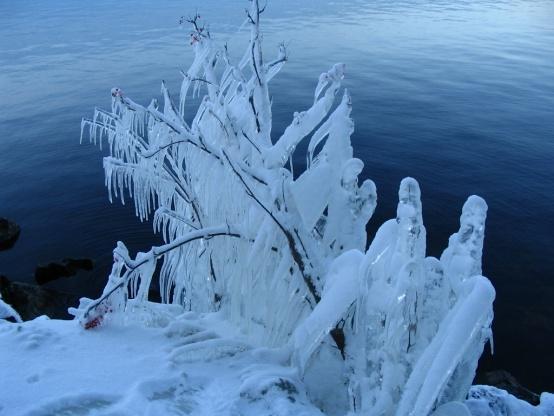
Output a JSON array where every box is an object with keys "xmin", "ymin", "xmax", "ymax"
[
  {"xmin": 246, "ymin": 0, "xmax": 272, "ymax": 147},
  {"xmin": 292, "ymin": 250, "xmax": 364, "ymax": 372},
  {"xmin": 265, "ymin": 42, "xmax": 288, "ymax": 81},
  {"xmin": 120, "ymin": 224, "xmax": 241, "ymax": 270},
  {"xmin": 0, "ymin": 297, "xmax": 22, "ymax": 323},
  {"xmin": 263, "ymin": 63, "xmax": 345, "ymax": 169},
  {"xmin": 221, "ymin": 148, "xmax": 321, "ymax": 304},
  {"xmin": 79, "ymin": 224, "xmax": 242, "ymax": 326}
]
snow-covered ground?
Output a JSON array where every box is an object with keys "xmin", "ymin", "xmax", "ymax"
[
  {"xmin": 0, "ymin": 304, "xmax": 323, "ymax": 416},
  {"xmin": 1, "ymin": 306, "xmax": 552, "ymax": 416}
]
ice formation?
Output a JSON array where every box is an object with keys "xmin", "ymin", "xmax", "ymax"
[
  {"xmin": 0, "ymin": 295, "xmax": 21, "ymax": 323},
  {"xmin": 0, "ymin": 1, "xmax": 542, "ymax": 415}
]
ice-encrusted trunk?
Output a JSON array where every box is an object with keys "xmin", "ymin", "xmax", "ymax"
[{"xmin": 77, "ymin": 3, "xmax": 495, "ymax": 415}]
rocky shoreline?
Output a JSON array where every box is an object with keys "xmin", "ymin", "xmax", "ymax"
[
  {"xmin": 0, "ymin": 218, "xmax": 92, "ymax": 321},
  {"xmin": 0, "ymin": 275, "xmax": 80, "ymax": 320}
]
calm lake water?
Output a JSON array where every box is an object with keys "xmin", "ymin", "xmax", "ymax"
[{"xmin": 1, "ymin": 0, "xmax": 553, "ymax": 392}]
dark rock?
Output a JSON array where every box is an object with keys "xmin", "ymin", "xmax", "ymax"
[
  {"xmin": 63, "ymin": 258, "xmax": 93, "ymax": 271},
  {"xmin": 474, "ymin": 369, "xmax": 541, "ymax": 405},
  {"xmin": 0, "ymin": 218, "xmax": 20, "ymax": 250},
  {"xmin": 0, "ymin": 275, "xmax": 80, "ymax": 320},
  {"xmin": 35, "ymin": 258, "xmax": 94, "ymax": 285}
]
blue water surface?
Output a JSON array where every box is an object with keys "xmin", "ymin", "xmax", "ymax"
[{"xmin": 1, "ymin": 0, "xmax": 553, "ymax": 392}]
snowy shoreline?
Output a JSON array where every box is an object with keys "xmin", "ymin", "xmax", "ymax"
[{"xmin": 1, "ymin": 307, "xmax": 552, "ymax": 416}]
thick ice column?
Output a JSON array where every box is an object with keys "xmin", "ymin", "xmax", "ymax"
[
  {"xmin": 325, "ymin": 159, "xmax": 377, "ymax": 254},
  {"xmin": 441, "ymin": 195, "xmax": 487, "ymax": 295},
  {"xmin": 345, "ymin": 178, "xmax": 427, "ymax": 415},
  {"xmin": 291, "ymin": 250, "xmax": 364, "ymax": 373},
  {"xmin": 395, "ymin": 275, "xmax": 495, "ymax": 416},
  {"xmin": 418, "ymin": 257, "xmax": 450, "ymax": 346},
  {"xmin": 390, "ymin": 177, "xmax": 426, "ymax": 274}
]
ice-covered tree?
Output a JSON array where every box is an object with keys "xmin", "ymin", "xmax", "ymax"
[{"xmin": 78, "ymin": 2, "xmax": 496, "ymax": 414}]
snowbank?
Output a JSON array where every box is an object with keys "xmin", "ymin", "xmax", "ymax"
[
  {"xmin": 1, "ymin": 311, "xmax": 552, "ymax": 416},
  {"xmin": 0, "ymin": 307, "xmax": 323, "ymax": 416}
]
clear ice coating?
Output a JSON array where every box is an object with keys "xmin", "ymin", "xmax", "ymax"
[
  {"xmin": 74, "ymin": 1, "xmax": 507, "ymax": 414},
  {"xmin": 0, "ymin": 296, "xmax": 22, "ymax": 323}
]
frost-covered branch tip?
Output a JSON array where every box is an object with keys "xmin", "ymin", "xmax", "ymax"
[
  {"xmin": 0, "ymin": 297, "xmax": 22, "ymax": 323},
  {"xmin": 77, "ymin": 224, "xmax": 242, "ymax": 326}
]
